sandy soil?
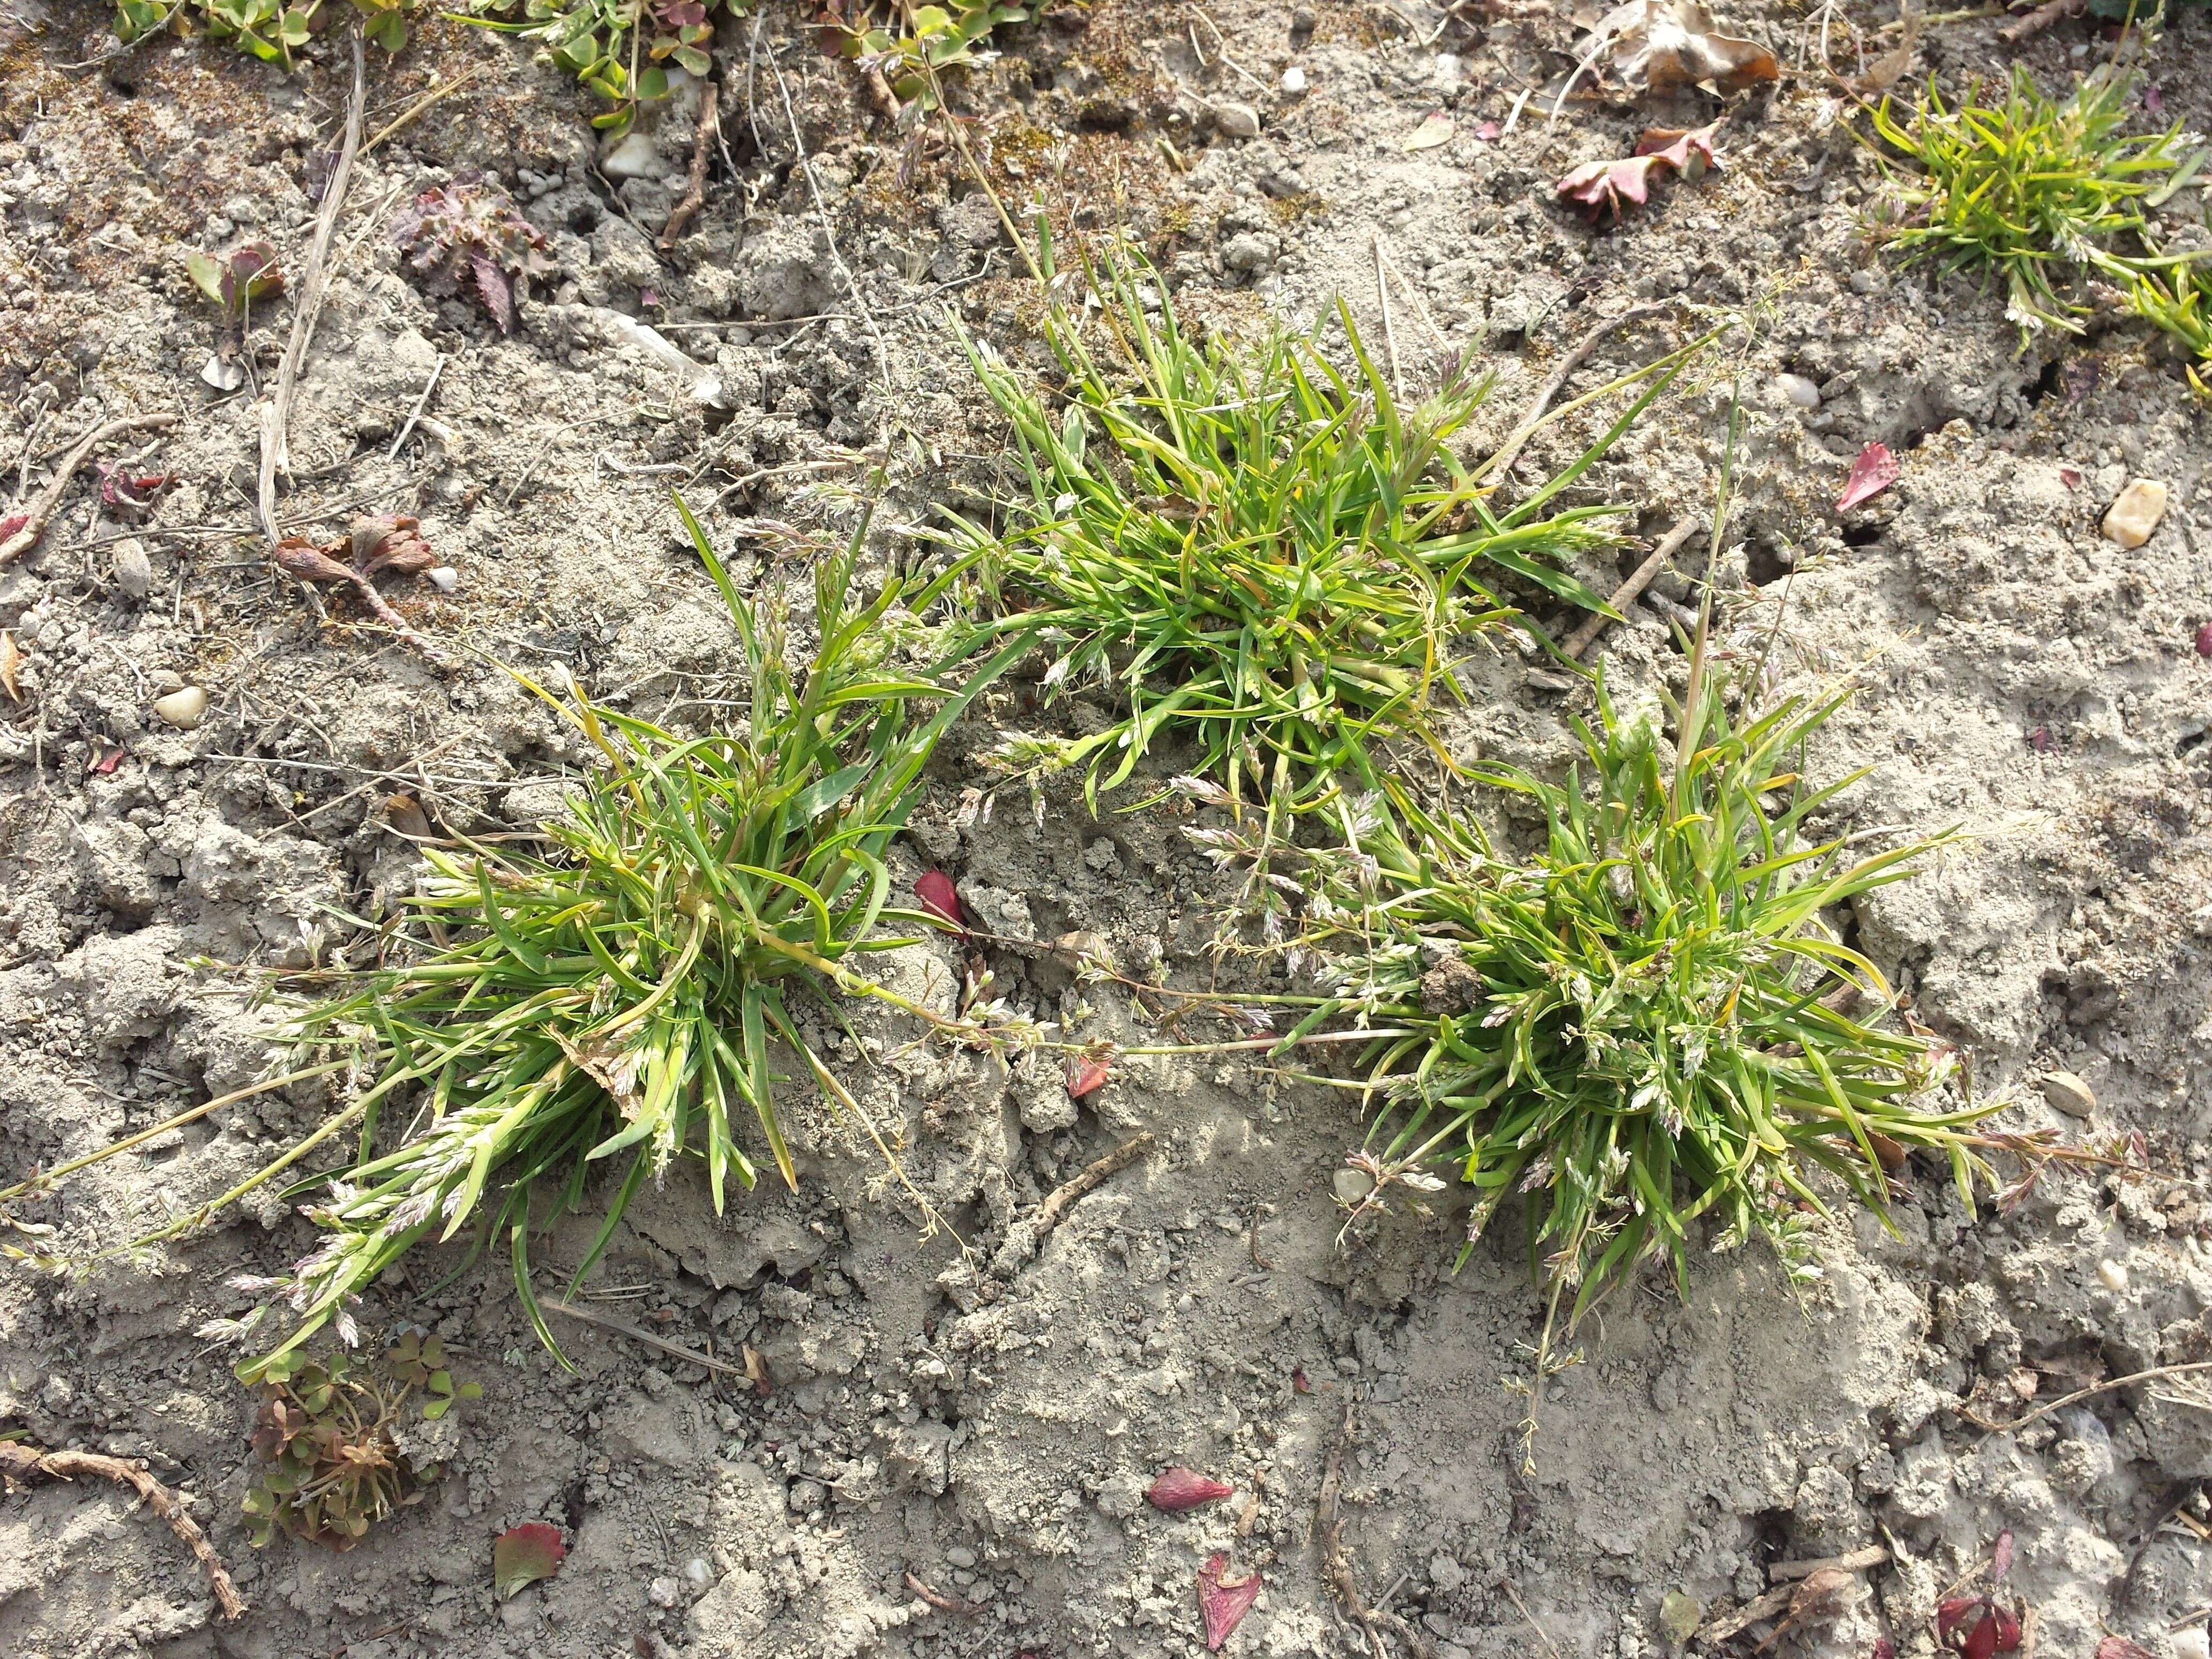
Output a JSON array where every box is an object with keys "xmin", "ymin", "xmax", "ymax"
[{"xmin": 4, "ymin": 1, "xmax": 2212, "ymax": 1656}]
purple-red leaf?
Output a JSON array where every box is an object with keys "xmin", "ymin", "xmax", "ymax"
[
  {"xmin": 2195, "ymin": 620, "xmax": 2211, "ymax": 657},
  {"xmin": 1148, "ymin": 1467, "xmax": 1234, "ymax": 1512},
  {"xmin": 2097, "ymin": 1639, "xmax": 2159, "ymax": 1659},
  {"xmin": 1990, "ymin": 1529, "xmax": 2014, "ymax": 1581},
  {"xmin": 915, "ymin": 870, "xmax": 963, "ymax": 931},
  {"xmin": 1873, "ymin": 1642, "xmax": 1898, "ymax": 1659},
  {"xmin": 1836, "ymin": 442, "xmax": 1899, "ymax": 512},
  {"xmin": 1067, "ymin": 1056, "xmax": 1110, "ymax": 1100},
  {"xmin": 1556, "ymin": 122, "xmax": 1722, "ymax": 221},
  {"xmin": 493, "ymin": 1522, "xmax": 566, "ymax": 1599},
  {"xmin": 471, "ymin": 253, "xmax": 516, "ymax": 333},
  {"xmin": 1197, "ymin": 1552, "xmax": 1260, "ymax": 1650},
  {"xmin": 1937, "ymin": 1597, "xmax": 1982, "ymax": 1645}
]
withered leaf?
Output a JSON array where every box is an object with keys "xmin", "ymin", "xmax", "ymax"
[
  {"xmin": 492, "ymin": 1522, "xmax": 566, "ymax": 1599},
  {"xmin": 0, "ymin": 630, "xmax": 21, "ymax": 704},
  {"xmin": 1557, "ymin": 122, "xmax": 1723, "ymax": 221},
  {"xmin": 1588, "ymin": 0, "xmax": 1778, "ymax": 93},
  {"xmin": 1197, "ymin": 1552, "xmax": 1261, "ymax": 1650}
]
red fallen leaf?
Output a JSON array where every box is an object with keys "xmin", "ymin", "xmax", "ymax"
[
  {"xmin": 2059, "ymin": 466, "xmax": 2083, "ymax": 489},
  {"xmin": 1067, "ymin": 1055, "xmax": 1110, "ymax": 1100},
  {"xmin": 1291, "ymin": 1368, "xmax": 1311, "ymax": 1393},
  {"xmin": 2097, "ymin": 1640, "xmax": 2160, "ymax": 1659},
  {"xmin": 1836, "ymin": 442, "xmax": 1899, "ymax": 512},
  {"xmin": 0, "ymin": 512, "xmax": 28, "ymax": 547},
  {"xmin": 97, "ymin": 465, "xmax": 172, "ymax": 513},
  {"xmin": 1986, "ymin": 1606, "xmax": 2021, "ymax": 1650},
  {"xmin": 1937, "ymin": 1597, "xmax": 1982, "ymax": 1645},
  {"xmin": 1556, "ymin": 121, "xmax": 1721, "ymax": 221},
  {"xmin": 2029, "ymin": 726, "xmax": 2052, "ymax": 752},
  {"xmin": 1991, "ymin": 1529, "xmax": 2014, "ymax": 1581},
  {"xmin": 88, "ymin": 746, "xmax": 124, "ymax": 775},
  {"xmin": 915, "ymin": 870, "xmax": 964, "ymax": 931},
  {"xmin": 1197, "ymin": 1552, "xmax": 1260, "ymax": 1650},
  {"xmin": 1148, "ymin": 1467, "xmax": 1234, "ymax": 1512},
  {"xmin": 1873, "ymin": 1643, "xmax": 1898, "ymax": 1659},
  {"xmin": 1474, "ymin": 119, "xmax": 1501, "ymax": 140},
  {"xmin": 492, "ymin": 1522, "xmax": 566, "ymax": 1598},
  {"xmin": 2195, "ymin": 621, "xmax": 2212, "ymax": 657}
]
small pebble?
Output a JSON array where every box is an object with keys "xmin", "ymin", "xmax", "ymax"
[
  {"xmin": 1281, "ymin": 65, "xmax": 1307, "ymax": 93},
  {"xmin": 1212, "ymin": 101, "xmax": 1261, "ymax": 139},
  {"xmin": 1772, "ymin": 373, "xmax": 1820, "ymax": 409},
  {"xmin": 647, "ymin": 1576, "xmax": 682, "ymax": 1609},
  {"xmin": 2038, "ymin": 1070, "xmax": 2095, "ymax": 1119},
  {"xmin": 152, "ymin": 685, "xmax": 208, "ymax": 729},
  {"xmin": 110, "ymin": 537, "xmax": 153, "ymax": 600},
  {"xmin": 425, "ymin": 565, "xmax": 459, "ymax": 593},
  {"xmin": 2172, "ymin": 1628, "xmax": 2211, "ymax": 1659},
  {"xmin": 600, "ymin": 131, "xmax": 666, "ymax": 180},
  {"xmin": 2101, "ymin": 478, "xmax": 2168, "ymax": 548},
  {"xmin": 2097, "ymin": 1259, "xmax": 2129, "ymax": 1293},
  {"xmin": 1332, "ymin": 1167, "xmax": 1375, "ymax": 1204}
]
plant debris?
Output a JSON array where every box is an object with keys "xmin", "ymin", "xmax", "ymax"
[
  {"xmin": 493, "ymin": 1522, "xmax": 568, "ymax": 1598},
  {"xmin": 915, "ymin": 869, "xmax": 965, "ymax": 931},
  {"xmin": 1557, "ymin": 122, "xmax": 1723, "ymax": 221},
  {"xmin": 1196, "ymin": 1552, "xmax": 1261, "ymax": 1650},
  {"xmin": 1147, "ymin": 1467, "xmax": 1234, "ymax": 1512},
  {"xmin": 0, "ymin": 1439, "xmax": 247, "ymax": 1618},
  {"xmin": 1574, "ymin": 0, "xmax": 1778, "ymax": 96},
  {"xmin": 1836, "ymin": 442, "xmax": 1900, "ymax": 511},
  {"xmin": 390, "ymin": 179, "xmax": 550, "ymax": 333},
  {"xmin": 275, "ymin": 516, "xmax": 445, "ymax": 650},
  {"xmin": 1066, "ymin": 1054, "xmax": 1110, "ymax": 1100}
]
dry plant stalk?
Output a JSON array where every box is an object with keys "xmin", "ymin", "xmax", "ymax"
[{"xmin": 0, "ymin": 1440, "xmax": 246, "ymax": 1619}]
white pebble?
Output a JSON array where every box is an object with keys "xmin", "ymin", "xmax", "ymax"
[
  {"xmin": 1772, "ymin": 373, "xmax": 1821, "ymax": 409},
  {"xmin": 1332, "ymin": 1167, "xmax": 1375, "ymax": 1204},
  {"xmin": 2171, "ymin": 1628, "xmax": 2209, "ymax": 1659},
  {"xmin": 152, "ymin": 686, "xmax": 208, "ymax": 730},
  {"xmin": 2101, "ymin": 478, "xmax": 2168, "ymax": 549},
  {"xmin": 425, "ymin": 565, "xmax": 459, "ymax": 593},
  {"xmin": 111, "ymin": 537, "xmax": 153, "ymax": 600},
  {"xmin": 600, "ymin": 131, "xmax": 667, "ymax": 181},
  {"xmin": 2097, "ymin": 1259, "xmax": 2129, "ymax": 1293},
  {"xmin": 1281, "ymin": 66, "xmax": 1307, "ymax": 93}
]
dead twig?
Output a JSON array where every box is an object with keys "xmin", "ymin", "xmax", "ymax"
[
  {"xmin": 1769, "ymin": 1544, "xmax": 1889, "ymax": 1581},
  {"xmin": 1318, "ymin": 1405, "xmax": 1438, "ymax": 1659},
  {"xmin": 661, "ymin": 77, "xmax": 721, "ymax": 248},
  {"xmin": 1999, "ymin": 0, "xmax": 2084, "ymax": 42},
  {"xmin": 1481, "ymin": 303, "xmax": 1670, "ymax": 484},
  {"xmin": 990, "ymin": 1132, "xmax": 1156, "ymax": 1275},
  {"xmin": 1, "ymin": 414, "xmax": 178, "ymax": 567},
  {"xmin": 0, "ymin": 1440, "xmax": 246, "ymax": 1619},
  {"xmin": 387, "ymin": 355, "xmax": 445, "ymax": 461},
  {"xmin": 1964, "ymin": 1360, "xmax": 2212, "ymax": 1440},
  {"xmin": 1563, "ymin": 514, "xmax": 1701, "ymax": 660},
  {"xmin": 539, "ymin": 1297, "xmax": 746, "ymax": 1376},
  {"xmin": 263, "ymin": 32, "xmax": 366, "ymax": 539},
  {"xmin": 903, "ymin": 1571, "xmax": 981, "ymax": 1615},
  {"xmin": 364, "ymin": 63, "xmax": 488, "ymax": 154}
]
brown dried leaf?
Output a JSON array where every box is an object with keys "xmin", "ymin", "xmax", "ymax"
[
  {"xmin": 1593, "ymin": 0, "xmax": 1778, "ymax": 92},
  {"xmin": 275, "ymin": 540, "xmax": 358, "ymax": 585},
  {"xmin": 0, "ymin": 630, "xmax": 21, "ymax": 704}
]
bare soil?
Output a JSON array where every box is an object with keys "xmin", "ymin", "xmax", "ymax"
[{"xmin": 4, "ymin": 2, "xmax": 2212, "ymax": 1657}]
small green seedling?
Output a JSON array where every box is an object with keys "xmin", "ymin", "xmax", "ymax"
[
  {"xmin": 186, "ymin": 241, "xmax": 283, "ymax": 392},
  {"xmin": 827, "ymin": 1, "xmax": 1029, "ymax": 113},
  {"xmin": 465, "ymin": 0, "xmax": 744, "ymax": 136},
  {"xmin": 116, "ymin": 0, "xmax": 416, "ymax": 63},
  {"xmin": 241, "ymin": 1332, "xmax": 478, "ymax": 1548}
]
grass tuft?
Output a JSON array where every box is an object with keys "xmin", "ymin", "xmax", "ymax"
[
  {"xmin": 1292, "ymin": 668, "xmax": 1992, "ymax": 1332},
  {"xmin": 938, "ymin": 249, "xmax": 1682, "ymax": 821},
  {"xmin": 213, "ymin": 503, "xmax": 1021, "ymax": 1374},
  {"xmin": 1866, "ymin": 63, "xmax": 2208, "ymax": 351}
]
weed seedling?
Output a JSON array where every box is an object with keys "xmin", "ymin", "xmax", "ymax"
[
  {"xmin": 240, "ymin": 1332, "xmax": 477, "ymax": 1548},
  {"xmin": 1866, "ymin": 63, "xmax": 2207, "ymax": 346},
  {"xmin": 185, "ymin": 241, "xmax": 282, "ymax": 392},
  {"xmin": 939, "ymin": 248, "xmax": 1682, "ymax": 826},
  {"xmin": 464, "ymin": 0, "xmax": 742, "ymax": 135},
  {"xmin": 203, "ymin": 505, "xmax": 1022, "ymax": 1372},
  {"xmin": 117, "ymin": 0, "xmax": 416, "ymax": 61},
  {"xmin": 1296, "ymin": 669, "xmax": 1991, "ymax": 1365},
  {"xmin": 390, "ymin": 181, "xmax": 550, "ymax": 334},
  {"xmin": 824, "ymin": 2, "xmax": 1029, "ymax": 114}
]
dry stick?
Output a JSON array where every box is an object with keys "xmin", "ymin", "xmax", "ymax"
[
  {"xmin": 1031, "ymin": 1131, "xmax": 1155, "ymax": 1240},
  {"xmin": 263, "ymin": 32, "xmax": 366, "ymax": 537},
  {"xmin": 661, "ymin": 77, "xmax": 721, "ymax": 249},
  {"xmin": 539, "ymin": 1297, "xmax": 746, "ymax": 1376},
  {"xmin": 1479, "ymin": 302, "xmax": 1669, "ymax": 485},
  {"xmin": 1562, "ymin": 514, "xmax": 1701, "ymax": 660},
  {"xmin": 1998, "ymin": 0, "xmax": 2083, "ymax": 41},
  {"xmin": 363, "ymin": 63, "xmax": 487, "ymax": 154},
  {"xmin": 1966, "ymin": 1360, "xmax": 2212, "ymax": 1441},
  {"xmin": 903, "ymin": 1571, "xmax": 982, "ymax": 1615},
  {"xmin": 1769, "ymin": 1544, "xmax": 1890, "ymax": 1582},
  {"xmin": 1, "ymin": 414, "xmax": 177, "ymax": 566},
  {"xmin": 0, "ymin": 1441, "xmax": 246, "ymax": 1619},
  {"xmin": 1318, "ymin": 1405, "xmax": 1439, "ymax": 1659},
  {"xmin": 767, "ymin": 47, "xmax": 889, "ymax": 380},
  {"xmin": 386, "ymin": 354, "xmax": 445, "ymax": 460}
]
